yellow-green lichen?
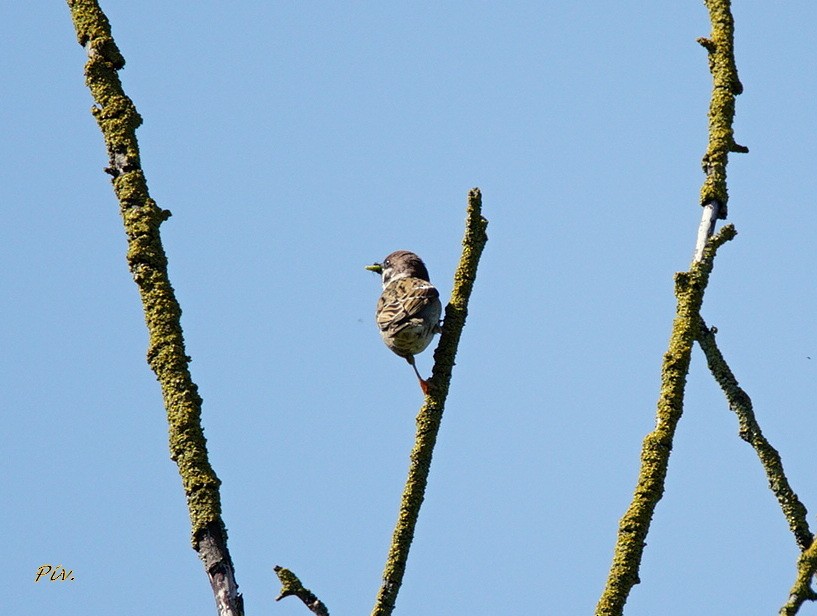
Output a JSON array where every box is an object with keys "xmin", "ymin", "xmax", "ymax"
[
  {"xmin": 781, "ymin": 544, "xmax": 817, "ymax": 615},
  {"xmin": 372, "ymin": 189, "xmax": 488, "ymax": 616},
  {"xmin": 697, "ymin": 0, "xmax": 747, "ymax": 219},
  {"xmin": 67, "ymin": 0, "xmax": 224, "ymax": 545},
  {"xmin": 595, "ymin": 226, "xmax": 735, "ymax": 616},
  {"xmin": 696, "ymin": 318, "xmax": 812, "ymax": 551}
]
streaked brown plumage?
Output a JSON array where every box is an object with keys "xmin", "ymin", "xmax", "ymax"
[{"xmin": 366, "ymin": 250, "xmax": 442, "ymax": 393}]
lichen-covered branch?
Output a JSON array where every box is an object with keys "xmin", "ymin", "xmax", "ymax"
[
  {"xmin": 698, "ymin": 321, "xmax": 817, "ymax": 607},
  {"xmin": 596, "ymin": 5, "xmax": 749, "ymax": 613},
  {"xmin": 371, "ymin": 188, "xmax": 489, "ymax": 616},
  {"xmin": 274, "ymin": 566, "xmax": 330, "ymax": 616},
  {"xmin": 697, "ymin": 0, "xmax": 748, "ymax": 220},
  {"xmin": 696, "ymin": 319, "xmax": 812, "ymax": 550},
  {"xmin": 780, "ymin": 544, "xmax": 817, "ymax": 615},
  {"xmin": 65, "ymin": 2, "xmax": 242, "ymax": 614},
  {"xmin": 595, "ymin": 225, "xmax": 736, "ymax": 616},
  {"xmin": 693, "ymin": 0, "xmax": 748, "ymax": 261}
]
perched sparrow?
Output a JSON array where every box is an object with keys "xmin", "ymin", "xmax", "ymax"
[{"xmin": 365, "ymin": 250, "xmax": 442, "ymax": 394}]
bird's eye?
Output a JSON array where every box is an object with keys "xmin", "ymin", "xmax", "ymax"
[{"xmin": 383, "ymin": 259, "xmax": 391, "ymax": 268}]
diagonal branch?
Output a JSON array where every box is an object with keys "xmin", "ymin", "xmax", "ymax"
[
  {"xmin": 65, "ymin": 2, "xmax": 242, "ymax": 614},
  {"xmin": 696, "ymin": 319, "xmax": 812, "ymax": 550},
  {"xmin": 596, "ymin": 225, "xmax": 736, "ymax": 616},
  {"xmin": 371, "ymin": 188, "xmax": 489, "ymax": 616},
  {"xmin": 698, "ymin": 322, "xmax": 817, "ymax": 615}
]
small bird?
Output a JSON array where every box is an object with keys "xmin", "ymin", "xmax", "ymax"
[{"xmin": 366, "ymin": 250, "xmax": 442, "ymax": 394}]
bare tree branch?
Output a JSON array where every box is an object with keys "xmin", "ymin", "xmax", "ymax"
[
  {"xmin": 65, "ymin": 2, "xmax": 242, "ymax": 614},
  {"xmin": 371, "ymin": 188, "xmax": 489, "ymax": 616},
  {"xmin": 274, "ymin": 566, "xmax": 330, "ymax": 616}
]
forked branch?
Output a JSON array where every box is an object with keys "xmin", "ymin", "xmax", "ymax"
[
  {"xmin": 597, "ymin": 3, "xmax": 747, "ymax": 612},
  {"xmin": 595, "ymin": 226, "xmax": 736, "ymax": 616}
]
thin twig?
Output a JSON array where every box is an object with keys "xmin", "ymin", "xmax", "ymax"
[
  {"xmin": 65, "ymin": 2, "xmax": 242, "ymax": 614},
  {"xmin": 696, "ymin": 319, "xmax": 812, "ymax": 550},
  {"xmin": 274, "ymin": 566, "xmax": 330, "ymax": 616},
  {"xmin": 371, "ymin": 188, "xmax": 489, "ymax": 616}
]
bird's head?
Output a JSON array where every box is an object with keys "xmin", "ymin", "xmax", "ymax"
[{"xmin": 365, "ymin": 250, "xmax": 431, "ymax": 289}]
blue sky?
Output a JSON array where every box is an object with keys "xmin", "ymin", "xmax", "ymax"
[{"xmin": 3, "ymin": 2, "xmax": 817, "ymax": 614}]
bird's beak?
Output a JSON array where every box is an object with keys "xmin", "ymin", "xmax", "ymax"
[{"xmin": 365, "ymin": 263, "xmax": 383, "ymax": 274}]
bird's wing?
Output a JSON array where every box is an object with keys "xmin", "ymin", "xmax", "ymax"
[{"xmin": 376, "ymin": 277, "xmax": 440, "ymax": 333}]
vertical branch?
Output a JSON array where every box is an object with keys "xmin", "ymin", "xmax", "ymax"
[
  {"xmin": 595, "ymin": 226, "xmax": 736, "ymax": 616},
  {"xmin": 597, "ymin": 3, "xmax": 747, "ymax": 612},
  {"xmin": 693, "ymin": 0, "xmax": 748, "ymax": 261},
  {"xmin": 371, "ymin": 189, "xmax": 488, "ymax": 616},
  {"xmin": 65, "ymin": 2, "xmax": 242, "ymax": 615}
]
